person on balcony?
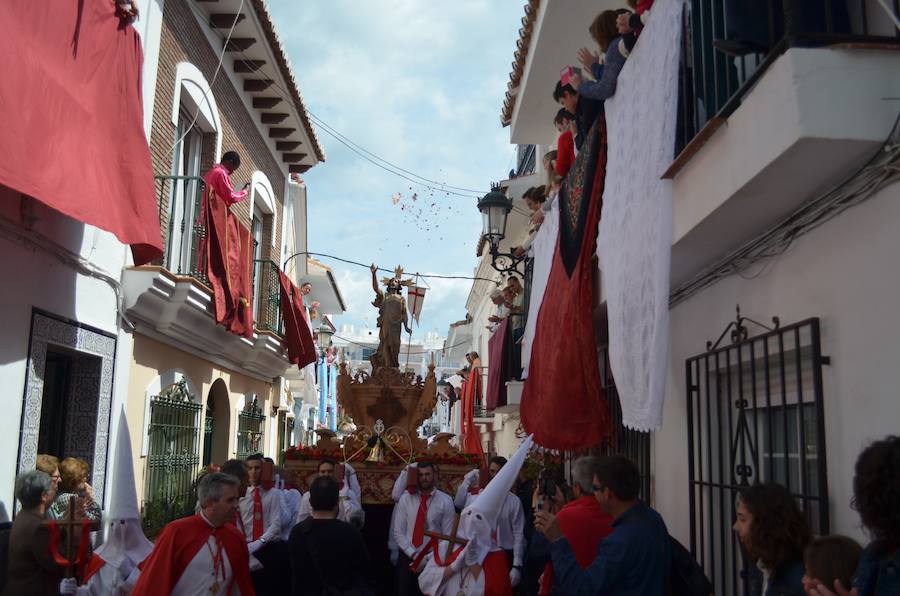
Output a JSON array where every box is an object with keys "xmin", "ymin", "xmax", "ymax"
[
  {"xmin": 554, "ymin": 110, "xmax": 577, "ymax": 178},
  {"xmin": 570, "ymin": 10, "xmax": 630, "ymax": 102},
  {"xmin": 487, "ymin": 288, "xmax": 509, "ymax": 332},
  {"xmin": 299, "ymin": 282, "xmax": 320, "ymax": 324},
  {"xmin": 204, "ymin": 151, "xmax": 249, "ymax": 207},
  {"xmin": 513, "ymin": 186, "xmax": 548, "ymax": 258},
  {"xmin": 553, "ymin": 77, "xmax": 602, "ymax": 152}
]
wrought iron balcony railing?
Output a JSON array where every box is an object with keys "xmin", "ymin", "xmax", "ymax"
[
  {"xmin": 252, "ymin": 259, "xmax": 282, "ymax": 334},
  {"xmin": 155, "ymin": 175, "xmax": 284, "ymax": 338},
  {"xmin": 676, "ymin": 0, "xmax": 900, "ymax": 156},
  {"xmin": 155, "ymin": 175, "xmax": 208, "ymax": 283}
]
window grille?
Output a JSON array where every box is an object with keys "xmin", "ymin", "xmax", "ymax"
[
  {"xmin": 202, "ymin": 398, "xmax": 214, "ymax": 466},
  {"xmin": 685, "ymin": 308, "xmax": 829, "ymax": 595},
  {"xmin": 597, "ymin": 344, "xmax": 652, "ymax": 501},
  {"xmin": 236, "ymin": 397, "xmax": 265, "ymax": 459},
  {"xmin": 142, "ymin": 379, "xmax": 201, "ymax": 538}
]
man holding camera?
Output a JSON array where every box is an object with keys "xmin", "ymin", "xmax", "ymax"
[
  {"xmin": 528, "ymin": 457, "xmax": 614, "ymax": 595},
  {"xmin": 534, "ymin": 456, "xmax": 670, "ymax": 595}
]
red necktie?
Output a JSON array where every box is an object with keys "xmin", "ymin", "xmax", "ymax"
[
  {"xmin": 252, "ymin": 487, "xmax": 264, "ymax": 541},
  {"xmin": 412, "ymin": 493, "xmax": 430, "ymax": 548}
]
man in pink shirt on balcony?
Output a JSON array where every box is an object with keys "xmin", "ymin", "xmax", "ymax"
[{"xmin": 204, "ymin": 151, "xmax": 249, "ymax": 206}]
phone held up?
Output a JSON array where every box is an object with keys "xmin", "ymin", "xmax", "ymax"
[{"xmin": 559, "ymin": 65, "xmax": 582, "ymax": 87}]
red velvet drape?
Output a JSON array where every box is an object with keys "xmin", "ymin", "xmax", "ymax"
[
  {"xmin": 0, "ymin": 1, "xmax": 163, "ymax": 264},
  {"xmin": 278, "ymin": 269, "xmax": 317, "ymax": 369},
  {"xmin": 520, "ymin": 121, "xmax": 611, "ymax": 450},
  {"xmin": 460, "ymin": 361, "xmax": 485, "ymax": 460},
  {"xmin": 205, "ymin": 187, "xmax": 254, "ymax": 338},
  {"xmin": 486, "ymin": 319, "xmax": 510, "ymax": 411}
]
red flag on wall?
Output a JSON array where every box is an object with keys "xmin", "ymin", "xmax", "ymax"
[
  {"xmin": 278, "ymin": 269, "xmax": 317, "ymax": 369},
  {"xmin": 0, "ymin": 1, "xmax": 163, "ymax": 264},
  {"xmin": 204, "ymin": 187, "xmax": 254, "ymax": 338},
  {"xmin": 485, "ymin": 319, "xmax": 509, "ymax": 411}
]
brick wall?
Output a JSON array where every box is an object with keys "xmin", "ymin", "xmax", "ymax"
[{"xmin": 149, "ymin": 0, "xmax": 285, "ymax": 264}]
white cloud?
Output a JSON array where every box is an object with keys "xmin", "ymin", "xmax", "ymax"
[{"xmin": 267, "ymin": 0, "xmax": 526, "ymax": 334}]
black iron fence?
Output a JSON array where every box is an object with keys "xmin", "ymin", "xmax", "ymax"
[
  {"xmin": 597, "ymin": 345, "xmax": 652, "ymax": 501},
  {"xmin": 685, "ymin": 310, "xmax": 829, "ymax": 595},
  {"xmin": 253, "ymin": 259, "xmax": 282, "ymax": 334},
  {"xmin": 677, "ymin": 0, "xmax": 900, "ymax": 155},
  {"xmin": 236, "ymin": 397, "xmax": 265, "ymax": 459},
  {"xmin": 142, "ymin": 379, "xmax": 201, "ymax": 538}
]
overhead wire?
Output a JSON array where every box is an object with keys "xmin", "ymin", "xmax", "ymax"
[{"xmin": 285, "ymin": 250, "xmax": 500, "ymax": 284}]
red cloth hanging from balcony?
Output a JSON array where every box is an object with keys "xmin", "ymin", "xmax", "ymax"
[
  {"xmin": 521, "ymin": 120, "xmax": 611, "ymax": 451},
  {"xmin": 278, "ymin": 269, "xmax": 318, "ymax": 370},
  {"xmin": 486, "ymin": 319, "xmax": 510, "ymax": 411},
  {"xmin": 0, "ymin": 1, "xmax": 162, "ymax": 265},
  {"xmin": 459, "ymin": 364, "xmax": 485, "ymax": 460},
  {"xmin": 204, "ymin": 186, "xmax": 254, "ymax": 338}
]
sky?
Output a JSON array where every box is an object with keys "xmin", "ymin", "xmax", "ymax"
[{"xmin": 267, "ymin": 0, "xmax": 525, "ymax": 340}]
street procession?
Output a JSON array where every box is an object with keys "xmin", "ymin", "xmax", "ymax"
[{"xmin": 1, "ymin": 0, "xmax": 899, "ymax": 595}]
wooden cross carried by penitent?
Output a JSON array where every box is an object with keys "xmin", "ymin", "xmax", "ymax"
[
  {"xmin": 424, "ymin": 514, "xmax": 469, "ymax": 562},
  {"xmin": 45, "ymin": 497, "xmax": 100, "ymax": 579}
]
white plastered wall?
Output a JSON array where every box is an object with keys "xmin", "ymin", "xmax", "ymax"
[{"xmin": 653, "ymin": 181, "xmax": 900, "ymax": 547}]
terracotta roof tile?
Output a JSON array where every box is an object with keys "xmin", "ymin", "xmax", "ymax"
[{"xmin": 501, "ymin": 0, "xmax": 540, "ymax": 127}]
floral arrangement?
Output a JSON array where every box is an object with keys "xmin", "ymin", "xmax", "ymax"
[{"xmin": 283, "ymin": 445, "xmax": 482, "ymax": 468}]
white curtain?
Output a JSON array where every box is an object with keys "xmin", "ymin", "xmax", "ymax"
[
  {"xmin": 597, "ymin": 0, "xmax": 682, "ymax": 431},
  {"xmin": 521, "ymin": 194, "xmax": 560, "ymax": 378}
]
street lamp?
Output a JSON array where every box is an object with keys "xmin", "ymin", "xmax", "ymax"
[
  {"xmin": 316, "ymin": 325, "xmax": 334, "ymax": 350},
  {"xmin": 477, "ymin": 185, "xmax": 524, "ymax": 275}
]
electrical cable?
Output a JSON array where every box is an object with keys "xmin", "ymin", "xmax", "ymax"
[
  {"xmin": 187, "ymin": 16, "xmax": 497, "ymax": 200},
  {"xmin": 285, "ymin": 250, "xmax": 501, "ymax": 284},
  {"xmin": 330, "ymin": 333, "xmax": 471, "ymax": 355}
]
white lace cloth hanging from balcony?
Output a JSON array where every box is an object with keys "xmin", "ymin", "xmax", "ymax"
[
  {"xmin": 521, "ymin": 194, "xmax": 560, "ymax": 379},
  {"xmin": 597, "ymin": 0, "xmax": 682, "ymax": 431}
]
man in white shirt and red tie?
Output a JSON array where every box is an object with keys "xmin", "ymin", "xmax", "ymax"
[
  {"xmin": 454, "ymin": 455, "xmax": 527, "ymax": 589},
  {"xmin": 296, "ymin": 458, "xmax": 363, "ymax": 528},
  {"xmin": 131, "ymin": 472, "xmax": 254, "ymax": 595},
  {"xmin": 240, "ymin": 453, "xmax": 284, "ymax": 593},
  {"xmin": 392, "ymin": 461, "xmax": 455, "ymax": 596}
]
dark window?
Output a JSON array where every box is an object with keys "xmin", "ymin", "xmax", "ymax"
[{"xmin": 685, "ymin": 311, "xmax": 829, "ymax": 595}]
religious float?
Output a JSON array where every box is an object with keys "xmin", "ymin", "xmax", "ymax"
[{"xmin": 282, "ymin": 265, "xmax": 479, "ymax": 502}]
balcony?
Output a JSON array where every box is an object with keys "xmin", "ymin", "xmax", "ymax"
[
  {"xmin": 668, "ymin": 0, "xmax": 900, "ymax": 288},
  {"xmin": 122, "ymin": 176, "xmax": 292, "ymax": 380}
]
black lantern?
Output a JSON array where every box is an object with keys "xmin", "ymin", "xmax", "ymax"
[{"xmin": 477, "ymin": 185, "xmax": 524, "ymax": 275}]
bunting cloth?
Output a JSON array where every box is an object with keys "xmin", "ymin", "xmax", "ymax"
[
  {"xmin": 520, "ymin": 121, "xmax": 611, "ymax": 451},
  {"xmin": 598, "ymin": 0, "xmax": 682, "ymax": 431},
  {"xmin": 204, "ymin": 185, "xmax": 254, "ymax": 338},
  {"xmin": 486, "ymin": 319, "xmax": 510, "ymax": 411},
  {"xmin": 521, "ymin": 193, "xmax": 560, "ymax": 378},
  {"xmin": 407, "ymin": 285, "xmax": 427, "ymax": 324},
  {"xmin": 278, "ymin": 269, "xmax": 318, "ymax": 369},
  {"xmin": 0, "ymin": 1, "xmax": 162, "ymax": 264}
]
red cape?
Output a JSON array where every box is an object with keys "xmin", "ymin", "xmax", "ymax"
[
  {"xmin": 131, "ymin": 514, "xmax": 255, "ymax": 596},
  {"xmin": 540, "ymin": 496, "xmax": 614, "ymax": 595}
]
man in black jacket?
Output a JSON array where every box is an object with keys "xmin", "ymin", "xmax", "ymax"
[{"xmin": 289, "ymin": 476, "xmax": 372, "ymax": 595}]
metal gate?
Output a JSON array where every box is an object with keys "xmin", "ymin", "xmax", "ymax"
[
  {"xmin": 202, "ymin": 397, "xmax": 214, "ymax": 466},
  {"xmin": 685, "ymin": 308, "xmax": 829, "ymax": 595},
  {"xmin": 598, "ymin": 344, "xmax": 652, "ymax": 500},
  {"xmin": 237, "ymin": 397, "xmax": 265, "ymax": 459},
  {"xmin": 143, "ymin": 379, "xmax": 201, "ymax": 537}
]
